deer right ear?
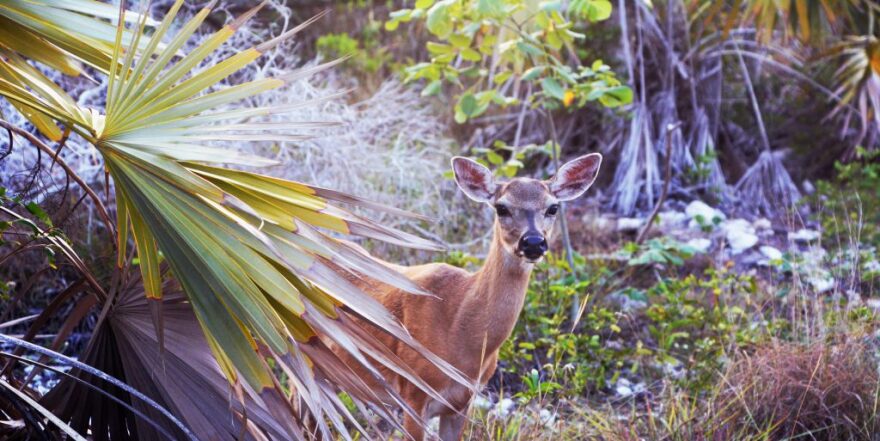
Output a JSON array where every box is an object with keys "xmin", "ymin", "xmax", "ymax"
[{"xmin": 451, "ymin": 156, "xmax": 496, "ymax": 203}]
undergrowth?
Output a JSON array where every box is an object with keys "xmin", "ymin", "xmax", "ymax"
[{"xmin": 444, "ymin": 156, "xmax": 880, "ymax": 440}]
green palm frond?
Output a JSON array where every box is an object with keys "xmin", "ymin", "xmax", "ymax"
[
  {"xmin": 0, "ymin": 0, "xmax": 158, "ymax": 140},
  {"xmin": 0, "ymin": 1, "xmax": 471, "ymax": 438},
  {"xmin": 830, "ymin": 35, "xmax": 880, "ymax": 147},
  {"xmin": 696, "ymin": 0, "xmax": 865, "ymax": 44}
]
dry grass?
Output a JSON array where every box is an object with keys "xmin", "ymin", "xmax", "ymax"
[
  {"xmin": 717, "ymin": 338, "xmax": 880, "ymax": 441},
  {"xmin": 454, "ymin": 335, "xmax": 880, "ymax": 441}
]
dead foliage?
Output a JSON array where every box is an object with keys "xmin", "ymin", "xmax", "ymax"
[{"xmin": 717, "ymin": 337, "xmax": 880, "ymax": 441}]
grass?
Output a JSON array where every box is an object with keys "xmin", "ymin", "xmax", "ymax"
[{"xmin": 462, "ymin": 336, "xmax": 880, "ymax": 440}]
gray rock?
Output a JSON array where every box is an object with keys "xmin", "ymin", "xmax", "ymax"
[
  {"xmin": 616, "ymin": 217, "xmax": 645, "ymax": 232},
  {"xmin": 789, "ymin": 229, "xmax": 821, "ymax": 242},
  {"xmin": 723, "ymin": 219, "xmax": 758, "ymax": 254},
  {"xmin": 687, "ymin": 238, "xmax": 712, "ymax": 253},
  {"xmin": 686, "ymin": 200, "xmax": 726, "ymax": 230}
]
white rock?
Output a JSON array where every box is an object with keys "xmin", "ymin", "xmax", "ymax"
[
  {"xmin": 590, "ymin": 216, "xmax": 616, "ymax": 231},
  {"xmin": 659, "ymin": 211, "xmax": 688, "ymax": 227},
  {"xmin": 472, "ymin": 395, "xmax": 493, "ymax": 410},
  {"xmin": 789, "ymin": 229, "xmax": 821, "ymax": 242},
  {"xmin": 661, "ymin": 361, "xmax": 685, "ymax": 379},
  {"xmin": 539, "ymin": 409, "xmax": 556, "ymax": 427},
  {"xmin": 687, "ymin": 238, "xmax": 712, "ymax": 253},
  {"xmin": 867, "ymin": 298, "xmax": 880, "ymax": 311},
  {"xmin": 615, "ymin": 378, "xmax": 634, "ymax": 397},
  {"xmin": 760, "ymin": 246, "xmax": 783, "ymax": 261},
  {"xmin": 685, "ymin": 201, "xmax": 726, "ymax": 228},
  {"xmin": 809, "ymin": 276, "xmax": 835, "ymax": 293},
  {"xmin": 753, "ymin": 218, "xmax": 772, "ymax": 231},
  {"xmin": 802, "ymin": 180, "xmax": 815, "ymax": 195},
  {"xmin": 492, "ymin": 398, "xmax": 516, "ymax": 419},
  {"xmin": 631, "ymin": 382, "xmax": 647, "ymax": 395},
  {"xmin": 723, "ymin": 219, "xmax": 758, "ymax": 254},
  {"xmin": 427, "ymin": 417, "xmax": 440, "ymax": 433},
  {"xmin": 616, "ymin": 217, "xmax": 644, "ymax": 232}
]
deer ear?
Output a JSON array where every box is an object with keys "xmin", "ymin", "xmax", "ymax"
[
  {"xmin": 451, "ymin": 156, "xmax": 496, "ymax": 203},
  {"xmin": 547, "ymin": 153, "xmax": 602, "ymax": 201}
]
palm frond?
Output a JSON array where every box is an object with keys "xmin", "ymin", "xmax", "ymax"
[
  {"xmin": 0, "ymin": 0, "xmax": 158, "ymax": 140},
  {"xmin": 830, "ymin": 35, "xmax": 880, "ymax": 149},
  {"xmin": 1, "ymin": 1, "xmax": 472, "ymax": 438}
]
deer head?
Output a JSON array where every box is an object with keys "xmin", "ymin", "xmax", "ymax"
[{"xmin": 451, "ymin": 153, "xmax": 602, "ymax": 263}]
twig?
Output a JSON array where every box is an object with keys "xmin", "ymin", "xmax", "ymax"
[
  {"xmin": 512, "ymin": 83, "xmax": 532, "ymax": 149},
  {"xmin": 1, "ymin": 126, "xmax": 12, "ymax": 162},
  {"xmin": 733, "ymin": 40, "xmax": 771, "ymax": 152},
  {"xmin": 0, "ymin": 120, "xmax": 117, "ymax": 249},
  {"xmin": 47, "ymin": 126, "xmax": 71, "ymax": 174},
  {"xmin": 637, "ymin": 122, "xmax": 681, "ymax": 245},
  {"xmin": 542, "ymin": 109, "xmax": 580, "ymax": 323}
]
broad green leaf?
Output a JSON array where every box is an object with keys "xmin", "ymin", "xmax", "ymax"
[
  {"xmin": 422, "ymin": 79, "xmax": 443, "ymax": 96},
  {"xmin": 476, "ymin": 0, "xmax": 506, "ymax": 17},
  {"xmin": 542, "ymin": 77, "xmax": 566, "ymax": 100},
  {"xmin": 459, "ymin": 93, "xmax": 478, "ymax": 117},
  {"xmin": 426, "ymin": 0, "xmax": 454, "ymax": 38},
  {"xmin": 522, "ymin": 66, "xmax": 546, "ymax": 81}
]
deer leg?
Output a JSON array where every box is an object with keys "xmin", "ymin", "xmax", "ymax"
[
  {"xmin": 402, "ymin": 413, "xmax": 425, "ymax": 441},
  {"xmin": 438, "ymin": 414, "xmax": 466, "ymax": 441}
]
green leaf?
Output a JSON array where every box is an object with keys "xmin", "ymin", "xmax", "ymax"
[
  {"xmin": 427, "ymin": 42, "xmax": 455, "ymax": 54},
  {"xmin": 493, "ymin": 71, "xmax": 513, "ymax": 85},
  {"xmin": 486, "ymin": 150, "xmax": 504, "ymax": 165},
  {"xmin": 475, "ymin": 0, "xmax": 505, "ymax": 17},
  {"xmin": 460, "ymin": 47, "xmax": 482, "ymax": 62},
  {"xmin": 540, "ymin": 1, "xmax": 564, "ymax": 12},
  {"xmin": 449, "ymin": 33, "xmax": 472, "ymax": 48},
  {"xmin": 598, "ymin": 85, "xmax": 633, "ymax": 107},
  {"xmin": 426, "ymin": 1, "xmax": 454, "ymax": 38},
  {"xmin": 522, "ymin": 66, "xmax": 546, "ymax": 81},
  {"xmin": 415, "ymin": 0, "xmax": 436, "ymax": 9},
  {"xmin": 25, "ymin": 202, "xmax": 52, "ymax": 226},
  {"xmin": 570, "ymin": 0, "xmax": 613, "ymax": 22},
  {"xmin": 459, "ymin": 93, "xmax": 478, "ymax": 117},
  {"xmin": 541, "ymin": 77, "xmax": 566, "ymax": 100},
  {"xmin": 422, "ymin": 79, "xmax": 442, "ymax": 96}
]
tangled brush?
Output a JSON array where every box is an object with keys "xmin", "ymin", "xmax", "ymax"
[{"xmin": 718, "ymin": 337, "xmax": 880, "ymax": 440}]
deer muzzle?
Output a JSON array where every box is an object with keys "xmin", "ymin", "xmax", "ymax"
[{"xmin": 517, "ymin": 234, "xmax": 548, "ymax": 261}]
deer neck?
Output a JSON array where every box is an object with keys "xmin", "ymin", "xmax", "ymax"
[{"xmin": 468, "ymin": 225, "xmax": 534, "ymax": 353}]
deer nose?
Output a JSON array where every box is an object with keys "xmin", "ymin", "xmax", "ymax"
[{"xmin": 518, "ymin": 234, "xmax": 548, "ymax": 260}]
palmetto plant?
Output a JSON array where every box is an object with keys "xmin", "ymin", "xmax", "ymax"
[
  {"xmin": 607, "ymin": 0, "xmax": 879, "ymax": 215},
  {"xmin": 0, "ymin": 1, "xmax": 467, "ymax": 439}
]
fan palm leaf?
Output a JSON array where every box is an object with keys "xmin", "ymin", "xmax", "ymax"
[
  {"xmin": 696, "ymin": 0, "xmax": 864, "ymax": 44},
  {"xmin": 830, "ymin": 35, "xmax": 880, "ymax": 148},
  {"xmin": 0, "ymin": 1, "xmax": 471, "ymax": 438},
  {"xmin": 0, "ymin": 0, "xmax": 159, "ymax": 140}
]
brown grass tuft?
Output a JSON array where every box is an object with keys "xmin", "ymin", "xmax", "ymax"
[{"xmin": 717, "ymin": 337, "xmax": 880, "ymax": 441}]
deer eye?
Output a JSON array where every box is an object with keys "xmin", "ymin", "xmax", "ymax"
[
  {"xmin": 494, "ymin": 204, "xmax": 511, "ymax": 217},
  {"xmin": 545, "ymin": 204, "xmax": 559, "ymax": 216}
]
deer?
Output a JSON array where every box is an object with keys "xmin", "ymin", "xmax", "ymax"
[{"xmin": 338, "ymin": 153, "xmax": 602, "ymax": 441}]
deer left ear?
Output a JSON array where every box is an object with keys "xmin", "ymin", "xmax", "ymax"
[{"xmin": 547, "ymin": 153, "xmax": 602, "ymax": 201}]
